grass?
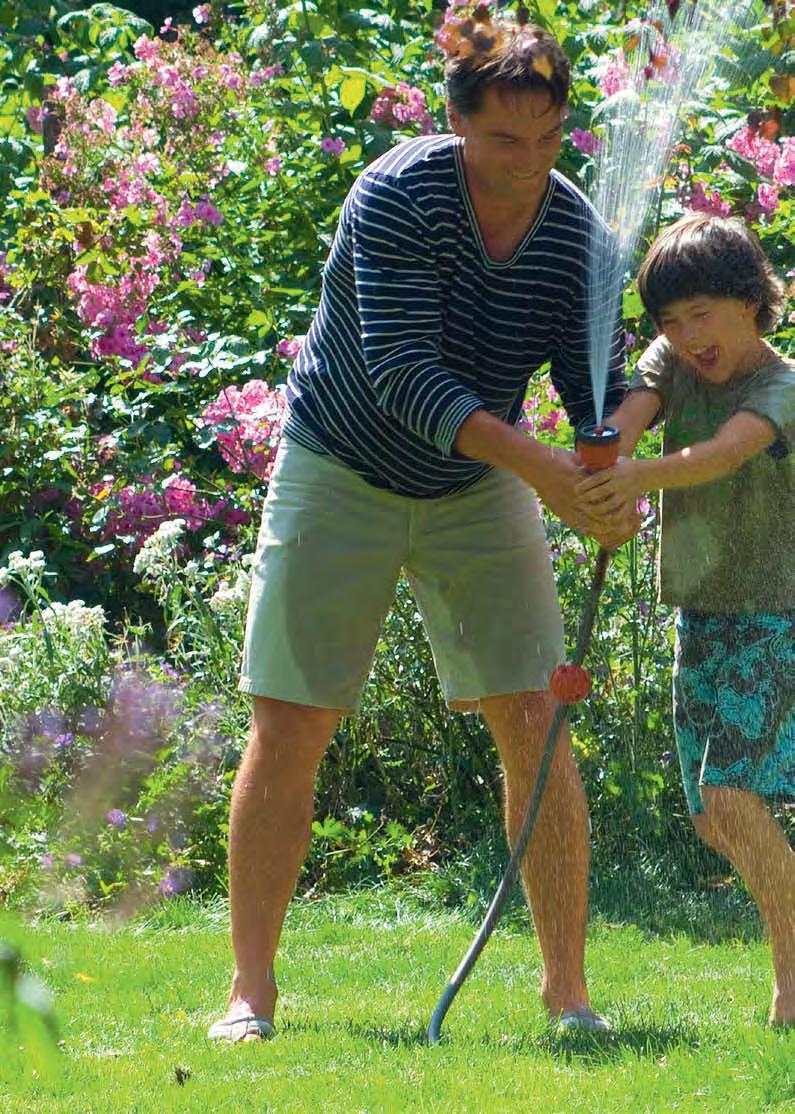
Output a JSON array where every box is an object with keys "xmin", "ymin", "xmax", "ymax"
[{"xmin": 2, "ymin": 885, "xmax": 794, "ymax": 1113}]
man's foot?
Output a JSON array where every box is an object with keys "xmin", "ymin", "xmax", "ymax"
[
  {"xmin": 208, "ymin": 999, "xmax": 276, "ymax": 1043},
  {"xmin": 555, "ymin": 1007, "xmax": 612, "ymax": 1034}
]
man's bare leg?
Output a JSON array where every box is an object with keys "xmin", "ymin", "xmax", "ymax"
[
  {"xmin": 697, "ymin": 787, "xmax": 795, "ymax": 1026},
  {"xmin": 481, "ymin": 691, "xmax": 591, "ymax": 1018},
  {"xmin": 217, "ymin": 696, "xmax": 342, "ymax": 1034}
]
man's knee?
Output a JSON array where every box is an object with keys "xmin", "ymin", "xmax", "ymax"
[
  {"xmin": 481, "ymin": 689, "xmax": 558, "ymax": 744},
  {"xmin": 249, "ymin": 696, "xmax": 340, "ymax": 772}
]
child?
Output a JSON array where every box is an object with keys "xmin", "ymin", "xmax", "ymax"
[{"xmin": 577, "ymin": 212, "xmax": 794, "ymax": 1026}]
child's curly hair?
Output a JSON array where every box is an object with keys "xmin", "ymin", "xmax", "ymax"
[{"xmin": 638, "ymin": 212, "xmax": 786, "ymax": 334}]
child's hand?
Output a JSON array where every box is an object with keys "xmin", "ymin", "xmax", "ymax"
[{"xmin": 575, "ymin": 457, "xmax": 642, "ymax": 515}]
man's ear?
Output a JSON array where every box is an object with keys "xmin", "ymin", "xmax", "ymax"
[{"xmin": 447, "ymin": 101, "xmax": 464, "ymax": 136}]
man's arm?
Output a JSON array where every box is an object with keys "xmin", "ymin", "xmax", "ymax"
[{"xmin": 455, "ymin": 409, "xmax": 638, "ymax": 547}]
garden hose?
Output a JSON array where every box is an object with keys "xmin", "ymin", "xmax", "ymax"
[{"xmin": 427, "ymin": 423, "xmax": 619, "ymax": 1045}]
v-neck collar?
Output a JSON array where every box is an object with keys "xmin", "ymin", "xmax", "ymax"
[{"xmin": 453, "ymin": 141, "xmax": 555, "ymax": 269}]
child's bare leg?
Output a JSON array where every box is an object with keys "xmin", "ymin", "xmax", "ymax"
[{"xmin": 697, "ymin": 787, "xmax": 795, "ymax": 1024}]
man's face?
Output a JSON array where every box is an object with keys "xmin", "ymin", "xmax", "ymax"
[{"xmin": 449, "ymin": 86, "xmax": 566, "ymax": 200}]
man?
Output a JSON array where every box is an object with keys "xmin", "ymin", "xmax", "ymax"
[{"xmin": 209, "ymin": 21, "xmax": 634, "ymax": 1042}]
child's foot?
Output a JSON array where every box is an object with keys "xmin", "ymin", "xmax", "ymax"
[{"xmin": 769, "ymin": 983, "xmax": 795, "ymax": 1027}]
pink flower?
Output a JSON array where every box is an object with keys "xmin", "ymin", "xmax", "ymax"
[
  {"xmin": 265, "ymin": 155, "xmax": 281, "ymax": 175},
  {"xmin": 321, "ymin": 136, "xmax": 346, "ymax": 156},
  {"xmin": 369, "ymin": 84, "xmax": 434, "ymax": 134},
  {"xmin": 757, "ymin": 183, "xmax": 779, "ymax": 215},
  {"xmin": 276, "ymin": 337, "xmax": 302, "ymax": 360},
  {"xmin": 773, "ymin": 138, "xmax": 794, "ymax": 188},
  {"xmin": 202, "ymin": 380, "xmax": 285, "ymax": 479},
  {"xmin": 26, "ymin": 105, "xmax": 44, "ymax": 133},
  {"xmin": 539, "ymin": 409, "xmax": 564, "ymax": 434},
  {"xmin": 726, "ymin": 125, "xmax": 779, "ymax": 178},
  {"xmin": 262, "ymin": 64, "xmax": 285, "ymax": 80},
  {"xmin": 193, "ymin": 3, "xmax": 211, "ymax": 24},
  {"xmin": 133, "ymin": 35, "xmax": 162, "ymax": 64},
  {"xmin": 106, "ymin": 62, "xmax": 127, "ymax": 88},
  {"xmin": 599, "ymin": 49, "xmax": 632, "ymax": 97},
  {"xmin": 685, "ymin": 180, "xmax": 731, "ymax": 218},
  {"xmin": 570, "ymin": 128, "xmax": 602, "ymax": 156}
]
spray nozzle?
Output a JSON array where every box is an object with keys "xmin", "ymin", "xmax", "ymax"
[{"xmin": 575, "ymin": 421, "xmax": 620, "ymax": 472}]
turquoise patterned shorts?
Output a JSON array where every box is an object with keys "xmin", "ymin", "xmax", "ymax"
[{"xmin": 673, "ymin": 609, "xmax": 795, "ymax": 815}]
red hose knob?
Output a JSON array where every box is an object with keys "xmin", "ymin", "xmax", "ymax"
[{"xmin": 550, "ymin": 663, "xmax": 591, "ymax": 704}]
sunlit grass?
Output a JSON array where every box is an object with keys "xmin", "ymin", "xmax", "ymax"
[{"xmin": 1, "ymin": 887, "xmax": 793, "ymax": 1113}]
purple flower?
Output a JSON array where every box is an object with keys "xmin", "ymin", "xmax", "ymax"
[
  {"xmin": 659, "ymin": 751, "xmax": 673, "ymax": 767},
  {"xmin": 55, "ymin": 732, "xmax": 75, "ymax": 749},
  {"xmin": 321, "ymin": 137, "xmax": 346, "ymax": 156},
  {"xmin": 158, "ymin": 866, "xmax": 193, "ymax": 897},
  {"xmin": 637, "ymin": 600, "xmax": 651, "ymax": 617},
  {"xmin": 570, "ymin": 128, "xmax": 602, "ymax": 156},
  {"xmin": 624, "ymin": 331, "xmax": 636, "ymax": 350},
  {"xmin": 146, "ymin": 814, "xmax": 160, "ymax": 834},
  {"xmin": 40, "ymin": 853, "xmax": 54, "ymax": 870},
  {"xmin": 106, "ymin": 808, "xmax": 128, "ymax": 830},
  {"xmin": 65, "ymin": 852, "xmax": 83, "ymax": 868}
]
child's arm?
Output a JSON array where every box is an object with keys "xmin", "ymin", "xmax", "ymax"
[
  {"xmin": 577, "ymin": 410, "xmax": 778, "ymax": 513},
  {"xmin": 602, "ymin": 390, "xmax": 663, "ymax": 458}
]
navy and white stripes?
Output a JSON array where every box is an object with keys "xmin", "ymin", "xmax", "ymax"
[{"xmin": 284, "ymin": 134, "xmax": 626, "ymax": 498}]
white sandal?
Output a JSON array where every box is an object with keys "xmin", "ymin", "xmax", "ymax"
[
  {"xmin": 207, "ymin": 1015, "xmax": 276, "ymax": 1042},
  {"xmin": 556, "ymin": 1008, "xmax": 612, "ymax": 1034}
]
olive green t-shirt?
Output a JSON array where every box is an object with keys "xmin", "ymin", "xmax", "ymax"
[{"xmin": 630, "ymin": 337, "xmax": 794, "ymax": 613}]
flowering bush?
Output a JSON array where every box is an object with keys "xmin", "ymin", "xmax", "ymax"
[{"xmin": 0, "ymin": 0, "xmax": 792, "ymax": 906}]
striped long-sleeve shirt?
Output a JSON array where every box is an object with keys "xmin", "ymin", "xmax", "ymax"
[{"xmin": 284, "ymin": 134, "xmax": 626, "ymax": 498}]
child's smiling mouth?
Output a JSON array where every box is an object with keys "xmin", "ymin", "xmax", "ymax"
[{"xmin": 688, "ymin": 346, "xmax": 720, "ymax": 372}]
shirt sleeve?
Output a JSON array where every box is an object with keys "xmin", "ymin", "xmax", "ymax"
[
  {"xmin": 549, "ymin": 229, "xmax": 626, "ymax": 429},
  {"xmin": 629, "ymin": 336, "xmax": 678, "ymax": 419},
  {"xmin": 350, "ymin": 172, "xmax": 484, "ymax": 456},
  {"xmin": 737, "ymin": 363, "xmax": 795, "ymax": 458}
]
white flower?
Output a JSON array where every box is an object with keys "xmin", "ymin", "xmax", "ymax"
[
  {"xmin": 208, "ymin": 569, "xmax": 250, "ymax": 615},
  {"xmin": 40, "ymin": 599, "xmax": 106, "ymax": 637},
  {"xmin": 133, "ymin": 519, "xmax": 186, "ymax": 578},
  {"xmin": 4, "ymin": 549, "xmax": 47, "ymax": 580}
]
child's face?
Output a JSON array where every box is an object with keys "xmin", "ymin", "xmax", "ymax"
[{"xmin": 658, "ymin": 295, "xmax": 762, "ymax": 383}]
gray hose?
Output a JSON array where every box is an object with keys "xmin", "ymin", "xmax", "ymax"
[{"xmin": 427, "ymin": 546, "xmax": 610, "ymax": 1045}]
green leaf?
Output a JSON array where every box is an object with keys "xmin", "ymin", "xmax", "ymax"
[{"xmin": 339, "ymin": 75, "xmax": 366, "ymax": 114}]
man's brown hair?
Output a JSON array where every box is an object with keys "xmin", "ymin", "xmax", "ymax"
[
  {"xmin": 445, "ymin": 24, "xmax": 569, "ymax": 117},
  {"xmin": 638, "ymin": 212, "xmax": 785, "ymax": 334}
]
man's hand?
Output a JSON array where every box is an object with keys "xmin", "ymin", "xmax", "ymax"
[
  {"xmin": 521, "ymin": 446, "xmax": 594, "ymax": 532},
  {"xmin": 575, "ymin": 457, "xmax": 643, "ymax": 514},
  {"xmin": 587, "ymin": 500, "xmax": 642, "ymax": 550}
]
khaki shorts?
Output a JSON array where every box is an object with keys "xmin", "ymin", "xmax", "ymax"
[{"xmin": 240, "ymin": 438, "xmax": 564, "ymax": 713}]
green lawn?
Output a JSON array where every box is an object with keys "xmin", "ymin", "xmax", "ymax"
[{"xmin": 2, "ymin": 889, "xmax": 793, "ymax": 1113}]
